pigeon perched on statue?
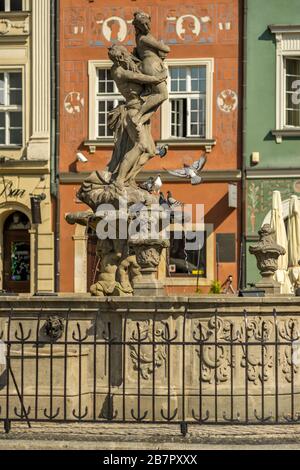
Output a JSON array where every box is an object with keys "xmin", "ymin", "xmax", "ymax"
[
  {"xmin": 140, "ymin": 176, "xmax": 154, "ymax": 192},
  {"xmin": 140, "ymin": 174, "xmax": 162, "ymax": 194},
  {"xmin": 153, "ymin": 175, "xmax": 162, "ymax": 193},
  {"xmin": 164, "ymin": 154, "xmax": 207, "ymax": 185},
  {"xmin": 159, "ymin": 191, "xmax": 168, "ymax": 205},
  {"xmin": 167, "ymin": 191, "xmax": 183, "ymax": 209}
]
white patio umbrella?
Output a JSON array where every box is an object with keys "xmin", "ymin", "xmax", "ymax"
[
  {"xmin": 287, "ymin": 195, "xmax": 300, "ymax": 289},
  {"xmin": 270, "ymin": 191, "xmax": 293, "ymax": 294}
]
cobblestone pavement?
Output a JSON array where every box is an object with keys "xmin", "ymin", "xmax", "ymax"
[{"xmin": 0, "ymin": 423, "xmax": 299, "ymax": 449}]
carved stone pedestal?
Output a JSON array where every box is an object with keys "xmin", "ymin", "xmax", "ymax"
[
  {"xmin": 249, "ymin": 224, "xmax": 286, "ymax": 296},
  {"xmin": 255, "ymin": 278, "xmax": 281, "ymax": 296},
  {"xmin": 129, "ymin": 239, "xmax": 169, "ymax": 296}
]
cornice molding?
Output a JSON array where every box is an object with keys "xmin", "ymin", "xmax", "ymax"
[
  {"xmin": 269, "ymin": 24, "xmax": 300, "ymax": 34},
  {"xmin": 272, "ymin": 128, "xmax": 300, "ymax": 143},
  {"xmin": 246, "ymin": 168, "xmax": 300, "ymax": 179},
  {"xmin": 84, "ymin": 139, "xmax": 217, "ymax": 154},
  {"xmin": 60, "ymin": 170, "xmax": 242, "ymax": 184},
  {"xmin": 0, "ymin": 12, "xmax": 30, "ymax": 39}
]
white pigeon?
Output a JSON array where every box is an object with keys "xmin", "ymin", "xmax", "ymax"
[
  {"xmin": 153, "ymin": 174, "xmax": 163, "ymax": 193},
  {"xmin": 164, "ymin": 155, "xmax": 207, "ymax": 185}
]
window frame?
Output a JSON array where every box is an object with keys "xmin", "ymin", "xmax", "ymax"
[
  {"xmin": 169, "ymin": 65, "xmax": 207, "ymax": 138},
  {"xmin": 88, "ymin": 60, "xmax": 123, "ymax": 141},
  {"xmin": 284, "ymin": 56, "xmax": 300, "ymax": 128},
  {"xmin": 167, "ymin": 227, "xmax": 207, "ymax": 279},
  {"xmin": 270, "ymin": 25, "xmax": 300, "ymax": 139},
  {"xmin": 158, "ymin": 223, "xmax": 214, "ymax": 287},
  {"xmin": 96, "ymin": 68, "xmax": 122, "ymax": 139},
  {"xmin": 0, "ymin": 68, "xmax": 24, "ymax": 148},
  {"xmin": 0, "ymin": 0, "xmax": 24, "ymax": 12},
  {"xmin": 161, "ymin": 58, "xmax": 214, "ymax": 141}
]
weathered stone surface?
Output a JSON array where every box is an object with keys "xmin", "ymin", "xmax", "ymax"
[
  {"xmin": 249, "ymin": 224, "xmax": 286, "ymax": 295},
  {"xmin": 1, "ymin": 422, "xmax": 300, "ymax": 450},
  {"xmin": 0, "ymin": 296, "xmax": 300, "ymax": 424},
  {"xmin": 66, "ymin": 12, "xmax": 170, "ymax": 297}
]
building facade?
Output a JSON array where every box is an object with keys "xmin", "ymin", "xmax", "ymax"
[
  {"xmin": 244, "ymin": 0, "xmax": 300, "ymax": 285},
  {"xmin": 59, "ymin": 0, "xmax": 242, "ymax": 294},
  {"xmin": 0, "ymin": 0, "xmax": 55, "ymax": 294}
]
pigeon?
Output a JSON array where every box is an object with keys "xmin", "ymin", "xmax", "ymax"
[
  {"xmin": 159, "ymin": 191, "xmax": 168, "ymax": 205},
  {"xmin": 153, "ymin": 174, "xmax": 163, "ymax": 193},
  {"xmin": 155, "ymin": 144, "xmax": 169, "ymax": 158},
  {"xmin": 164, "ymin": 154, "xmax": 207, "ymax": 185},
  {"xmin": 140, "ymin": 174, "xmax": 162, "ymax": 193},
  {"xmin": 167, "ymin": 191, "xmax": 183, "ymax": 209},
  {"xmin": 140, "ymin": 176, "xmax": 154, "ymax": 192}
]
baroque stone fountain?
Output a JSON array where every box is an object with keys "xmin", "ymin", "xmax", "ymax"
[{"xmin": 66, "ymin": 11, "xmax": 171, "ymax": 297}]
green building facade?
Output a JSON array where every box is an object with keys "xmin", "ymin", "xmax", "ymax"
[{"xmin": 244, "ymin": 0, "xmax": 300, "ymax": 285}]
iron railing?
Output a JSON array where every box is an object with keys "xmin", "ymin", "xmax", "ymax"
[{"xmin": 0, "ymin": 308, "xmax": 300, "ymax": 433}]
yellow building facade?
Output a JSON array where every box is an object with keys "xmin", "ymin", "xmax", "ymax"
[{"xmin": 0, "ymin": 0, "xmax": 54, "ymax": 293}]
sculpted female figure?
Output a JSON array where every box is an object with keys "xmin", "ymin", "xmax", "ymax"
[{"xmin": 131, "ymin": 11, "xmax": 170, "ymax": 127}]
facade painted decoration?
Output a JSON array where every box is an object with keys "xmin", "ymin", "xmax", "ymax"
[
  {"xmin": 217, "ymin": 89, "xmax": 238, "ymax": 113},
  {"xmin": 63, "ymin": 2, "xmax": 237, "ymax": 48},
  {"xmin": 64, "ymin": 92, "xmax": 85, "ymax": 115},
  {"xmin": 101, "ymin": 16, "xmax": 128, "ymax": 43}
]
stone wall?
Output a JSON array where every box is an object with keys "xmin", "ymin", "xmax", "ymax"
[{"xmin": 0, "ymin": 295, "xmax": 299, "ymax": 424}]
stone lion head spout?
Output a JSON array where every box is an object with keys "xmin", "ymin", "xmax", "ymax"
[{"xmin": 45, "ymin": 316, "xmax": 64, "ymax": 341}]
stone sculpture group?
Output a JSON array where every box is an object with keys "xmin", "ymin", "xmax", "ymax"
[{"xmin": 67, "ymin": 12, "xmax": 171, "ymax": 297}]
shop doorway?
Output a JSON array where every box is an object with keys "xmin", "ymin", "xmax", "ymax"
[{"xmin": 3, "ymin": 212, "xmax": 31, "ymax": 293}]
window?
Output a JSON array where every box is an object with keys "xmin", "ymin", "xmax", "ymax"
[
  {"xmin": 167, "ymin": 230, "xmax": 207, "ymax": 277},
  {"xmin": 0, "ymin": 71, "xmax": 23, "ymax": 146},
  {"xmin": 96, "ymin": 68, "xmax": 122, "ymax": 138},
  {"xmin": 270, "ymin": 25, "xmax": 300, "ymax": 141},
  {"xmin": 0, "ymin": 0, "xmax": 23, "ymax": 11},
  {"xmin": 285, "ymin": 57, "xmax": 300, "ymax": 127},
  {"xmin": 88, "ymin": 59, "xmax": 213, "ymax": 145},
  {"xmin": 169, "ymin": 66, "xmax": 206, "ymax": 138},
  {"xmin": 161, "ymin": 58, "xmax": 213, "ymax": 141}
]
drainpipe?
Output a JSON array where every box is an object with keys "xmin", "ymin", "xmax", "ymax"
[
  {"xmin": 50, "ymin": 0, "xmax": 60, "ymax": 292},
  {"xmin": 240, "ymin": 0, "xmax": 248, "ymax": 290}
]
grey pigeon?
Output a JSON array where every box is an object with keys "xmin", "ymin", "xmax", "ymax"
[
  {"xmin": 156, "ymin": 144, "xmax": 169, "ymax": 158},
  {"xmin": 164, "ymin": 154, "xmax": 207, "ymax": 185},
  {"xmin": 167, "ymin": 191, "xmax": 182, "ymax": 209},
  {"xmin": 159, "ymin": 191, "xmax": 168, "ymax": 205},
  {"xmin": 140, "ymin": 174, "xmax": 162, "ymax": 193},
  {"xmin": 140, "ymin": 176, "xmax": 154, "ymax": 192}
]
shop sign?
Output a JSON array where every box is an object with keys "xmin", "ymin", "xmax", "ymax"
[{"xmin": 0, "ymin": 180, "xmax": 26, "ymax": 199}]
